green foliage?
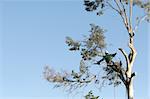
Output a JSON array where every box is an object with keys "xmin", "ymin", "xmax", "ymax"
[
  {"xmin": 84, "ymin": 0, "xmax": 105, "ymax": 16},
  {"xmin": 66, "ymin": 36, "xmax": 81, "ymax": 51},
  {"xmin": 44, "ymin": 23, "xmax": 124, "ymax": 91},
  {"xmin": 84, "ymin": 0, "xmax": 150, "ymax": 22},
  {"xmin": 88, "ymin": 24, "xmax": 106, "ymax": 49},
  {"xmin": 66, "ymin": 24, "xmax": 106, "ymax": 61},
  {"xmin": 85, "ymin": 90, "xmax": 100, "ymax": 99}
]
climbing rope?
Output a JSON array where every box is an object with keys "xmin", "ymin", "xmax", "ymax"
[
  {"xmin": 113, "ymin": 73, "xmax": 118, "ymax": 99},
  {"xmin": 114, "ymin": 85, "xmax": 116, "ymax": 99}
]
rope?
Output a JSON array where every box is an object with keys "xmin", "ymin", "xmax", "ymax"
[
  {"xmin": 125, "ymin": 87, "xmax": 127, "ymax": 99},
  {"xmin": 114, "ymin": 73, "xmax": 118, "ymax": 99},
  {"xmin": 114, "ymin": 85, "xmax": 116, "ymax": 99}
]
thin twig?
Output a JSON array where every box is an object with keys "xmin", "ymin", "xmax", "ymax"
[
  {"xmin": 114, "ymin": 0, "xmax": 129, "ymax": 31},
  {"xmin": 120, "ymin": 0, "xmax": 129, "ymax": 28},
  {"xmin": 129, "ymin": 0, "xmax": 133, "ymax": 33},
  {"xmin": 106, "ymin": 1, "xmax": 120, "ymax": 14},
  {"xmin": 114, "ymin": 0, "xmax": 122, "ymax": 12},
  {"xmin": 133, "ymin": 15, "xmax": 148, "ymax": 33}
]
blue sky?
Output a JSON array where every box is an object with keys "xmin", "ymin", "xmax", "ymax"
[{"xmin": 0, "ymin": 0, "xmax": 149, "ymax": 99}]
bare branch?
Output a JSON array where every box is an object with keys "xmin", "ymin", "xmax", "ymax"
[
  {"xmin": 107, "ymin": 61, "xmax": 126, "ymax": 85},
  {"xmin": 114, "ymin": 0, "xmax": 130, "ymax": 32},
  {"xmin": 63, "ymin": 75, "xmax": 96, "ymax": 84},
  {"xmin": 114, "ymin": 0, "xmax": 122, "ymax": 12},
  {"xmin": 129, "ymin": 0, "xmax": 133, "ymax": 34},
  {"xmin": 133, "ymin": 15, "xmax": 148, "ymax": 33},
  {"xmin": 106, "ymin": 1, "xmax": 120, "ymax": 14},
  {"xmin": 118, "ymin": 48, "xmax": 130, "ymax": 67},
  {"xmin": 119, "ymin": 69, "xmax": 126, "ymax": 85},
  {"xmin": 120, "ymin": 0, "xmax": 129, "ymax": 28}
]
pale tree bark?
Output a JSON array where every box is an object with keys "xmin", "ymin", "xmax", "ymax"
[
  {"xmin": 126, "ymin": 78, "xmax": 134, "ymax": 99},
  {"xmin": 115, "ymin": 0, "xmax": 137, "ymax": 98},
  {"xmin": 125, "ymin": 0, "xmax": 136, "ymax": 99},
  {"xmin": 119, "ymin": 37, "xmax": 136, "ymax": 99},
  {"xmin": 125, "ymin": 33, "xmax": 137, "ymax": 99}
]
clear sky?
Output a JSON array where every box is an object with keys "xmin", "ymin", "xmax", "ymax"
[{"xmin": 0, "ymin": 0, "xmax": 149, "ymax": 99}]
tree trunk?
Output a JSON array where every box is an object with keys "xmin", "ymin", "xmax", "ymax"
[{"xmin": 126, "ymin": 78, "xmax": 134, "ymax": 99}]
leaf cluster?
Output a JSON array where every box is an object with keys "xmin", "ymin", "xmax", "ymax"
[
  {"xmin": 43, "ymin": 61, "xmax": 97, "ymax": 92},
  {"xmin": 66, "ymin": 24, "xmax": 106, "ymax": 61},
  {"xmin": 84, "ymin": 0, "xmax": 105, "ymax": 16},
  {"xmin": 84, "ymin": 0, "xmax": 150, "ymax": 22},
  {"xmin": 66, "ymin": 36, "xmax": 81, "ymax": 51},
  {"xmin": 85, "ymin": 90, "xmax": 100, "ymax": 99}
]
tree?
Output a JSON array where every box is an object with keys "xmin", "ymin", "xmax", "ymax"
[{"xmin": 43, "ymin": 0, "xmax": 150, "ymax": 99}]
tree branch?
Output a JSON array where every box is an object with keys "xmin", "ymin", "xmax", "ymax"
[
  {"xmin": 114, "ymin": 0, "xmax": 122, "ymax": 12},
  {"xmin": 63, "ymin": 75, "xmax": 96, "ymax": 84},
  {"xmin": 133, "ymin": 15, "xmax": 148, "ymax": 33},
  {"xmin": 118, "ymin": 48, "xmax": 130, "ymax": 67},
  {"xmin": 107, "ymin": 63, "xmax": 126, "ymax": 85},
  {"xmin": 120, "ymin": 0, "xmax": 129, "ymax": 28},
  {"xmin": 119, "ymin": 69, "xmax": 126, "ymax": 85},
  {"xmin": 114, "ymin": 0, "xmax": 130, "ymax": 32},
  {"xmin": 129, "ymin": 0, "xmax": 133, "ymax": 35},
  {"xmin": 106, "ymin": 1, "xmax": 120, "ymax": 14}
]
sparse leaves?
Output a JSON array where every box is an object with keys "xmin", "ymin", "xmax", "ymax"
[
  {"xmin": 102, "ymin": 67, "xmax": 121, "ymax": 87},
  {"xmin": 66, "ymin": 24, "xmax": 106, "ymax": 61},
  {"xmin": 84, "ymin": 0, "xmax": 150, "ymax": 23},
  {"xmin": 66, "ymin": 36, "xmax": 80, "ymax": 51},
  {"xmin": 81, "ymin": 48, "xmax": 100, "ymax": 60},
  {"xmin": 84, "ymin": 0, "xmax": 105, "ymax": 16},
  {"xmin": 80, "ymin": 60, "xmax": 88, "ymax": 74},
  {"xmin": 44, "ymin": 64, "xmax": 97, "ymax": 92},
  {"xmin": 85, "ymin": 90, "xmax": 100, "ymax": 99},
  {"xmin": 81, "ymin": 24, "xmax": 106, "ymax": 60},
  {"xmin": 143, "ymin": 2, "xmax": 150, "ymax": 22},
  {"xmin": 43, "ymin": 66, "xmax": 66, "ymax": 83},
  {"xmin": 131, "ymin": 0, "xmax": 150, "ymax": 22},
  {"xmin": 88, "ymin": 24, "xmax": 106, "ymax": 49}
]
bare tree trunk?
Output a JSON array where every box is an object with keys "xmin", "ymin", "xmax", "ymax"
[
  {"xmin": 126, "ymin": 78, "xmax": 134, "ymax": 99},
  {"xmin": 119, "ymin": 37, "xmax": 136, "ymax": 99},
  {"xmin": 125, "ymin": 36, "xmax": 136, "ymax": 99},
  {"xmin": 125, "ymin": 37, "xmax": 136, "ymax": 99}
]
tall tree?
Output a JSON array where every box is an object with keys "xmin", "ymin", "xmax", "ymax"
[{"xmin": 43, "ymin": 0, "xmax": 150, "ymax": 99}]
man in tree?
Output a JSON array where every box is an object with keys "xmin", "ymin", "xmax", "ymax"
[{"xmin": 95, "ymin": 51, "xmax": 117, "ymax": 65}]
